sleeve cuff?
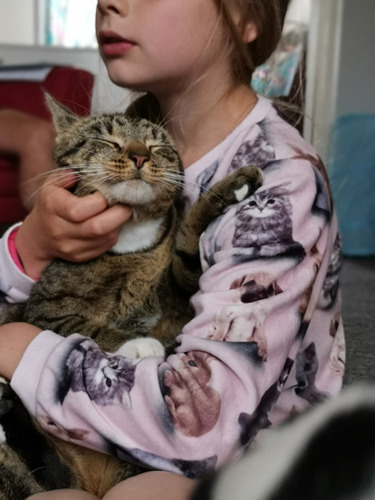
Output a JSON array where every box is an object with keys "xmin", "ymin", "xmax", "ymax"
[
  {"xmin": 10, "ymin": 330, "xmax": 64, "ymax": 415},
  {"xmin": 0, "ymin": 223, "xmax": 35, "ymax": 302}
]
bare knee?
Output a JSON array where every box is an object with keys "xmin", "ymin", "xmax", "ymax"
[{"xmin": 103, "ymin": 471, "xmax": 196, "ymax": 500}]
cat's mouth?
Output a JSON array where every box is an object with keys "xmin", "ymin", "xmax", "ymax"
[{"xmin": 104, "ymin": 179, "xmax": 156, "ymax": 206}]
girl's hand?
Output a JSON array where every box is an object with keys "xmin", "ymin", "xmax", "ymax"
[{"xmin": 15, "ymin": 172, "xmax": 132, "ymax": 280}]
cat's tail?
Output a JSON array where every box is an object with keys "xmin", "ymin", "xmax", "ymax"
[{"xmin": 0, "ymin": 303, "xmax": 25, "ymax": 327}]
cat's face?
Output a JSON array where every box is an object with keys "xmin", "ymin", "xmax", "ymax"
[
  {"xmin": 46, "ymin": 94, "xmax": 183, "ymax": 207},
  {"xmin": 243, "ymin": 190, "xmax": 285, "ymax": 219},
  {"xmin": 81, "ymin": 346, "xmax": 136, "ymax": 407}
]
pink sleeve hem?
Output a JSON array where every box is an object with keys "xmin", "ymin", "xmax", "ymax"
[{"xmin": 8, "ymin": 228, "xmax": 25, "ymax": 273}]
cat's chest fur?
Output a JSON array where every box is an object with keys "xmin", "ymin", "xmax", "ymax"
[{"xmin": 111, "ymin": 215, "xmax": 165, "ymax": 254}]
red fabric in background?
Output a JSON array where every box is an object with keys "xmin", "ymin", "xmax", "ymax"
[{"xmin": 0, "ymin": 66, "xmax": 94, "ymax": 223}]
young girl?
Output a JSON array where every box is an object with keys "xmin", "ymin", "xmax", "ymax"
[{"xmin": 0, "ymin": 0, "xmax": 344, "ymax": 498}]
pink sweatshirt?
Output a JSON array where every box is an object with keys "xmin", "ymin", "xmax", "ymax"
[{"xmin": 1, "ymin": 96, "xmax": 345, "ymax": 478}]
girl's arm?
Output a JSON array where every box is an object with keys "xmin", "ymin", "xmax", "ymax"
[
  {"xmin": 1, "ymin": 156, "xmax": 344, "ymax": 477},
  {"xmin": 0, "ymin": 172, "xmax": 132, "ymax": 290}
]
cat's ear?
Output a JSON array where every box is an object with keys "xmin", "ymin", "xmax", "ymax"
[{"xmin": 44, "ymin": 92, "xmax": 79, "ymax": 133}]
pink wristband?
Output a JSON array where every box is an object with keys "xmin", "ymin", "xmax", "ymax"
[{"xmin": 8, "ymin": 228, "xmax": 25, "ymax": 273}]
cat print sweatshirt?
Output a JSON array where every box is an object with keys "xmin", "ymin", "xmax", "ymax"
[{"xmin": 0, "ymin": 96, "xmax": 345, "ymax": 478}]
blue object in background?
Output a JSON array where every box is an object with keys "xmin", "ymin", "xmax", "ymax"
[{"xmin": 329, "ymin": 114, "xmax": 375, "ymax": 256}]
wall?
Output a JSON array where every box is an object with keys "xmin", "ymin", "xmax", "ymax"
[
  {"xmin": 0, "ymin": 0, "xmax": 35, "ymax": 45},
  {"xmin": 304, "ymin": 0, "xmax": 344, "ymax": 162},
  {"xmin": 336, "ymin": 0, "xmax": 375, "ymax": 116},
  {"xmin": 286, "ymin": 0, "xmax": 311, "ymax": 24},
  {"xmin": 305, "ymin": 0, "xmax": 375, "ymax": 162}
]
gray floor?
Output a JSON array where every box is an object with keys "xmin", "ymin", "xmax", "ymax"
[{"xmin": 342, "ymin": 258, "xmax": 375, "ymax": 385}]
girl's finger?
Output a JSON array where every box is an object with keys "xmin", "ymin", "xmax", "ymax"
[{"xmin": 82, "ymin": 203, "xmax": 133, "ymax": 237}]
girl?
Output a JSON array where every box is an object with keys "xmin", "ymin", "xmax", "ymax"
[{"xmin": 0, "ymin": 0, "xmax": 344, "ymax": 498}]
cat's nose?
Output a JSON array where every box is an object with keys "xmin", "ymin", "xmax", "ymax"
[
  {"xmin": 127, "ymin": 141, "xmax": 150, "ymax": 169},
  {"xmin": 130, "ymin": 154, "xmax": 150, "ymax": 169}
]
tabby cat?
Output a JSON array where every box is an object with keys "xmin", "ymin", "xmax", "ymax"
[{"xmin": 0, "ymin": 94, "xmax": 263, "ymax": 498}]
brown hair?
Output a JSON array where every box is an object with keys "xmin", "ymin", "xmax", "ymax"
[{"xmin": 215, "ymin": 0, "xmax": 290, "ymax": 83}]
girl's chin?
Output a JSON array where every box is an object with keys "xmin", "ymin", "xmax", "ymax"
[{"xmin": 104, "ymin": 66, "xmax": 148, "ymax": 92}]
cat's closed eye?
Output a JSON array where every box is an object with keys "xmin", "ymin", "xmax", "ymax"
[
  {"xmin": 96, "ymin": 139, "xmax": 122, "ymax": 151},
  {"xmin": 149, "ymin": 144, "xmax": 171, "ymax": 151}
]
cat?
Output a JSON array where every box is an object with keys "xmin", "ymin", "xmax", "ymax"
[
  {"xmin": 3, "ymin": 94, "xmax": 263, "ymax": 354},
  {"xmin": 192, "ymin": 383, "xmax": 375, "ymax": 500},
  {"xmin": 207, "ymin": 272, "xmax": 283, "ymax": 361},
  {"xmin": 232, "ymin": 185, "xmax": 306, "ymax": 264},
  {"xmin": 238, "ymin": 357, "xmax": 294, "ymax": 447},
  {"xmin": 294, "ymin": 342, "xmax": 329, "ymax": 405},
  {"xmin": 162, "ymin": 352, "xmax": 222, "ymax": 438},
  {"xmin": 0, "ymin": 93, "xmax": 263, "ymax": 498},
  {"xmin": 57, "ymin": 338, "xmax": 137, "ymax": 408}
]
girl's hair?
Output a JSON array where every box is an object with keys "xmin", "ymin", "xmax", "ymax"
[{"xmin": 216, "ymin": 0, "xmax": 290, "ymax": 83}]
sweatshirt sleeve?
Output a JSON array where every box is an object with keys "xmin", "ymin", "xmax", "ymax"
[
  {"xmin": 10, "ymin": 154, "xmax": 344, "ymax": 478},
  {"xmin": 0, "ymin": 224, "xmax": 35, "ymax": 303}
]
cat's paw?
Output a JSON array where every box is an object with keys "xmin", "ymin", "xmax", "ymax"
[
  {"xmin": 230, "ymin": 165, "xmax": 263, "ymax": 202},
  {"xmin": 116, "ymin": 338, "xmax": 165, "ymax": 359}
]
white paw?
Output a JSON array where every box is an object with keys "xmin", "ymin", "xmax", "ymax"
[
  {"xmin": 234, "ymin": 184, "xmax": 250, "ymax": 202},
  {"xmin": 115, "ymin": 337, "xmax": 165, "ymax": 359}
]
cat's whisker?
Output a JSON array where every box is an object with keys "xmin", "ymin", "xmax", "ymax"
[
  {"xmin": 154, "ymin": 180, "xmax": 182, "ymax": 196},
  {"xmin": 162, "ymin": 177, "xmax": 185, "ymax": 189},
  {"xmin": 157, "ymin": 176, "xmax": 185, "ymax": 192},
  {"xmin": 161, "ymin": 173, "xmax": 232, "ymax": 209},
  {"xmin": 31, "ymin": 466, "xmax": 47, "ymax": 474},
  {"xmin": 69, "ymin": 163, "xmax": 106, "ymax": 173},
  {"xmin": 163, "ymin": 169, "xmax": 184, "ymax": 178},
  {"xmin": 175, "ymin": 177, "xmax": 231, "ymax": 206},
  {"xmin": 162, "ymin": 172, "xmax": 185, "ymax": 184},
  {"xmin": 72, "ymin": 171, "xmax": 119, "ymax": 196},
  {"xmin": 23, "ymin": 168, "xmax": 87, "ymax": 206},
  {"xmin": 21, "ymin": 166, "xmax": 80, "ymax": 187}
]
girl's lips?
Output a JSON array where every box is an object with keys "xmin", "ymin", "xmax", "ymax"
[{"xmin": 99, "ymin": 31, "xmax": 136, "ymax": 56}]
